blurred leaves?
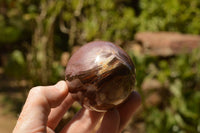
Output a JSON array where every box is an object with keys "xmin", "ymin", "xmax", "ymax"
[
  {"xmin": 5, "ymin": 50, "xmax": 27, "ymax": 78},
  {"xmin": 0, "ymin": 15, "xmax": 22, "ymax": 44},
  {"xmin": 138, "ymin": 0, "xmax": 200, "ymax": 34},
  {"xmin": 130, "ymin": 48, "xmax": 200, "ymax": 133},
  {"xmin": 1, "ymin": 0, "xmax": 200, "ymax": 132}
]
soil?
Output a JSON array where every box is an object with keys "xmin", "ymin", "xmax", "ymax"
[{"xmin": 0, "ymin": 105, "xmax": 17, "ymax": 133}]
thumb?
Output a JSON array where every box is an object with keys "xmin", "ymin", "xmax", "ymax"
[{"xmin": 13, "ymin": 81, "xmax": 68, "ymax": 133}]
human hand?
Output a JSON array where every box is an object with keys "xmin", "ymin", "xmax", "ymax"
[{"xmin": 13, "ymin": 81, "xmax": 141, "ymax": 133}]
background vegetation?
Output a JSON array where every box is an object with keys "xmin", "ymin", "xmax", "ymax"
[{"xmin": 0, "ymin": 0, "xmax": 200, "ymax": 132}]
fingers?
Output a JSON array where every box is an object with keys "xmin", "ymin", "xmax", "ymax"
[
  {"xmin": 60, "ymin": 108, "xmax": 104, "ymax": 133},
  {"xmin": 13, "ymin": 81, "xmax": 68, "ymax": 133},
  {"xmin": 97, "ymin": 91, "xmax": 141, "ymax": 133},
  {"xmin": 97, "ymin": 109, "xmax": 120, "ymax": 133},
  {"xmin": 117, "ymin": 91, "xmax": 141, "ymax": 132},
  {"xmin": 59, "ymin": 91, "xmax": 141, "ymax": 133},
  {"xmin": 47, "ymin": 93, "xmax": 75, "ymax": 130}
]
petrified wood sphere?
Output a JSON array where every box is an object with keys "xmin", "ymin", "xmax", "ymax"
[{"xmin": 65, "ymin": 41, "xmax": 136, "ymax": 112}]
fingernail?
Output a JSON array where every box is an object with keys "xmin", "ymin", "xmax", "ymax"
[{"xmin": 55, "ymin": 81, "xmax": 67, "ymax": 92}]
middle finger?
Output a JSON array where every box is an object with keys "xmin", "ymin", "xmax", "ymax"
[{"xmin": 47, "ymin": 93, "xmax": 75, "ymax": 130}]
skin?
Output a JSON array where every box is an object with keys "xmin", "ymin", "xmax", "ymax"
[{"xmin": 13, "ymin": 80, "xmax": 141, "ymax": 133}]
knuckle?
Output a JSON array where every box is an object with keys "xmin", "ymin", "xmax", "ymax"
[{"xmin": 29, "ymin": 86, "xmax": 43, "ymax": 96}]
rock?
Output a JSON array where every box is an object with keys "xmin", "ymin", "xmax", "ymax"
[
  {"xmin": 145, "ymin": 92, "xmax": 162, "ymax": 107},
  {"xmin": 135, "ymin": 32, "xmax": 200, "ymax": 56},
  {"xmin": 142, "ymin": 78, "xmax": 163, "ymax": 91},
  {"xmin": 126, "ymin": 42, "xmax": 143, "ymax": 56}
]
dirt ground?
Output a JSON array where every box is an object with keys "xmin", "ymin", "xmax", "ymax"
[
  {"xmin": 0, "ymin": 92, "xmax": 18, "ymax": 133},
  {"xmin": 0, "ymin": 106, "xmax": 17, "ymax": 133}
]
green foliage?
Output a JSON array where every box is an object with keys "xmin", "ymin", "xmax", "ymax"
[
  {"xmin": 130, "ymin": 48, "xmax": 200, "ymax": 133},
  {"xmin": 50, "ymin": 61, "xmax": 65, "ymax": 84},
  {"xmin": 0, "ymin": 14, "xmax": 22, "ymax": 44},
  {"xmin": 0, "ymin": 23, "xmax": 22, "ymax": 44},
  {"xmin": 138, "ymin": 0, "xmax": 200, "ymax": 34},
  {"xmin": 5, "ymin": 50, "xmax": 27, "ymax": 79},
  {"xmin": 60, "ymin": 0, "xmax": 137, "ymax": 46},
  {"xmin": 1, "ymin": 0, "xmax": 200, "ymax": 132},
  {"xmin": 1, "ymin": 0, "xmax": 200, "ymax": 45}
]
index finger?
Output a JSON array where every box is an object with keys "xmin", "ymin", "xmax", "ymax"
[{"xmin": 13, "ymin": 81, "xmax": 69, "ymax": 133}]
